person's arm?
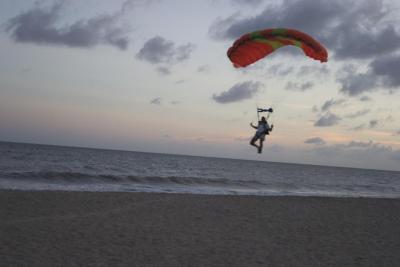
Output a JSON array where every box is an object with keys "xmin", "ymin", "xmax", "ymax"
[{"xmin": 250, "ymin": 122, "xmax": 258, "ymax": 129}]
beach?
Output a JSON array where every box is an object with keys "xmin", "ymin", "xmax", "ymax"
[{"xmin": 1, "ymin": 190, "xmax": 400, "ymax": 266}]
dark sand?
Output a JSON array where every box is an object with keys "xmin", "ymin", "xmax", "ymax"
[{"xmin": 1, "ymin": 190, "xmax": 400, "ymax": 267}]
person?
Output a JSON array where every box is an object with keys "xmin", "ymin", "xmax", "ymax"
[{"xmin": 250, "ymin": 116, "xmax": 273, "ymax": 153}]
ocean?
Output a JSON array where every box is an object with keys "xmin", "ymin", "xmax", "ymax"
[{"xmin": 1, "ymin": 141, "xmax": 399, "ymax": 198}]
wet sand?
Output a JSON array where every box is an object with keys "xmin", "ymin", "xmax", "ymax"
[{"xmin": 1, "ymin": 190, "xmax": 400, "ymax": 266}]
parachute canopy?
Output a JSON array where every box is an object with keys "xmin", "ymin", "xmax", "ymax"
[{"xmin": 227, "ymin": 28, "xmax": 328, "ymax": 68}]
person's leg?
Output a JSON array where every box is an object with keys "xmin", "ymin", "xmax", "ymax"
[
  {"xmin": 250, "ymin": 135, "xmax": 259, "ymax": 148},
  {"xmin": 258, "ymin": 139, "xmax": 263, "ymax": 153}
]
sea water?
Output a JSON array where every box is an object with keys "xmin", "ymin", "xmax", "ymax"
[{"xmin": 1, "ymin": 141, "xmax": 399, "ymax": 198}]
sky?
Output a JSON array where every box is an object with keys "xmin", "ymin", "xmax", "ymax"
[{"xmin": 1, "ymin": 0, "xmax": 400, "ymax": 171}]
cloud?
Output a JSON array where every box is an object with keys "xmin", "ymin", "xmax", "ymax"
[
  {"xmin": 267, "ymin": 64, "xmax": 295, "ymax": 77},
  {"xmin": 314, "ymin": 112, "xmax": 341, "ymax": 127},
  {"xmin": 337, "ymin": 65, "xmax": 378, "ymax": 96},
  {"xmin": 230, "ymin": 0, "xmax": 264, "ymax": 6},
  {"xmin": 209, "ymin": 0, "xmax": 400, "ymax": 61},
  {"xmin": 197, "ymin": 65, "xmax": 211, "ymax": 73},
  {"xmin": 136, "ymin": 36, "xmax": 173, "ymax": 63},
  {"xmin": 344, "ymin": 109, "xmax": 370, "ymax": 119},
  {"xmin": 297, "ymin": 65, "xmax": 330, "ymax": 77},
  {"xmin": 156, "ymin": 66, "xmax": 171, "ymax": 75},
  {"xmin": 370, "ymin": 55, "xmax": 400, "ymax": 88},
  {"xmin": 136, "ymin": 36, "xmax": 195, "ymax": 64},
  {"xmin": 4, "ymin": 1, "xmax": 130, "ymax": 50},
  {"xmin": 359, "ymin": 96, "xmax": 372, "ymax": 102},
  {"xmin": 385, "ymin": 115, "xmax": 395, "ymax": 123},
  {"xmin": 369, "ymin": 119, "xmax": 378, "ymax": 128},
  {"xmin": 210, "ymin": 0, "xmax": 340, "ymax": 40},
  {"xmin": 285, "ymin": 81, "xmax": 314, "ymax": 91},
  {"xmin": 349, "ymin": 124, "xmax": 366, "ymax": 131},
  {"xmin": 305, "ymin": 137, "xmax": 326, "ymax": 145},
  {"xmin": 150, "ymin": 98, "xmax": 182, "ymax": 106},
  {"xmin": 320, "ymin": 98, "xmax": 346, "ymax": 112},
  {"xmin": 174, "ymin": 80, "xmax": 185, "ymax": 84},
  {"xmin": 212, "ymin": 81, "xmax": 262, "ymax": 104},
  {"xmin": 150, "ymin": 97, "xmax": 162, "ymax": 105},
  {"xmin": 311, "ymin": 105, "xmax": 319, "ymax": 113},
  {"xmin": 312, "ymin": 98, "xmax": 346, "ymax": 115},
  {"xmin": 338, "ymin": 55, "xmax": 400, "ymax": 96},
  {"xmin": 314, "ymin": 140, "xmax": 399, "ymax": 158}
]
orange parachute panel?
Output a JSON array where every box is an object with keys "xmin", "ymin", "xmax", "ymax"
[{"xmin": 227, "ymin": 28, "xmax": 328, "ymax": 67}]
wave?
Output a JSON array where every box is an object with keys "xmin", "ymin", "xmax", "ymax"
[
  {"xmin": 1, "ymin": 171, "xmax": 267, "ymax": 188},
  {"xmin": 2, "ymin": 171, "xmax": 399, "ymax": 198}
]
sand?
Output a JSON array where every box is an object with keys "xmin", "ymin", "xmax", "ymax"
[{"xmin": 1, "ymin": 190, "xmax": 400, "ymax": 267}]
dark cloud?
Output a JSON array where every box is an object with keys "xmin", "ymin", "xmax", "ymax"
[
  {"xmin": 359, "ymin": 96, "xmax": 372, "ymax": 102},
  {"xmin": 210, "ymin": 0, "xmax": 400, "ymax": 61},
  {"xmin": 150, "ymin": 98, "xmax": 181, "ymax": 106},
  {"xmin": 209, "ymin": 13, "xmax": 239, "ymax": 40},
  {"xmin": 370, "ymin": 55, "xmax": 400, "ymax": 88},
  {"xmin": 4, "ymin": 2, "xmax": 130, "ymax": 50},
  {"xmin": 347, "ymin": 116, "xmax": 386, "ymax": 131},
  {"xmin": 157, "ymin": 66, "xmax": 171, "ymax": 75},
  {"xmin": 349, "ymin": 124, "xmax": 366, "ymax": 131},
  {"xmin": 338, "ymin": 55, "xmax": 400, "ymax": 96},
  {"xmin": 267, "ymin": 64, "xmax": 294, "ymax": 77},
  {"xmin": 314, "ymin": 112, "xmax": 341, "ymax": 127},
  {"xmin": 175, "ymin": 43, "xmax": 195, "ymax": 62},
  {"xmin": 338, "ymin": 72, "xmax": 377, "ymax": 96},
  {"xmin": 311, "ymin": 105, "xmax": 319, "ymax": 113},
  {"xmin": 285, "ymin": 81, "xmax": 314, "ymax": 91},
  {"xmin": 210, "ymin": 0, "xmax": 340, "ymax": 40},
  {"xmin": 305, "ymin": 137, "xmax": 326, "ymax": 145},
  {"xmin": 337, "ymin": 65, "xmax": 378, "ymax": 96},
  {"xmin": 197, "ymin": 65, "xmax": 211, "ymax": 73},
  {"xmin": 320, "ymin": 98, "xmax": 346, "ymax": 112},
  {"xmin": 344, "ymin": 109, "xmax": 370, "ymax": 119},
  {"xmin": 174, "ymin": 80, "xmax": 185, "ymax": 84},
  {"xmin": 312, "ymin": 98, "xmax": 346, "ymax": 113},
  {"xmin": 348, "ymin": 141, "xmax": 378, "ymax": 149},
  {"xmin": 332, "ymin": 24, "xmax": 400, "ymax": 60},
  {"xmin": 297, "ymin": 65, "xmax": 330, "ymax": 77},
  {"xmin": 369, "ymin": 120, "xmax": 378, "ymax": 128},
  {"xmin": 385, "ymin": 115, "xmax": 395, "ymax": 123},
  {"xmin": 150, "ymin": 97, "xmax": 162, "ymax": 105},
  {"xmin": 136, "ymin": 36, "xmax": 195, "ymax": 64},
  {"xmin": 230, "ymin": 0, "xmax": 264, "ymax": 6},
  {"xmin": 212, "ymin": 81, "xmax": 262, "ymax": 104},
  {"xmin": 137, "ymin": 36, "xmax": 174, "ymax": 64}
]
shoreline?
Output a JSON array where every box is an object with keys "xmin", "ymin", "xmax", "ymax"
[
  {"xmin": 1, "ymin": 190, "xmax": 400, "ymax": 266},
  {"xmin": 1, "ymin": 188, "xmax": 400, "ymax": 199}
]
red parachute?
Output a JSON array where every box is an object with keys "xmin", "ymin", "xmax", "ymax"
[{"xmin": 227, "ymin": 28, "xmax": 328, "ymax": 67}]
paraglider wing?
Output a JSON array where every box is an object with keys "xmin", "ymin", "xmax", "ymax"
[{"xmin": 227, "ymin": 28, "xmax": 328, "ymax": 68}]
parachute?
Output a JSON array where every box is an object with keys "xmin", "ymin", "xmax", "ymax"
[{"xmin": 227, "ymin": 28, "xmax": 328, "ymax": 68}]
